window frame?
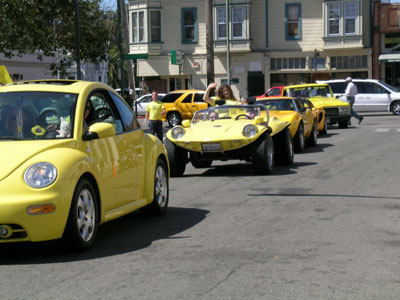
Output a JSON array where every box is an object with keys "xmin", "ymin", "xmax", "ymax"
[
  {"xmin": 132, "ymin": 10, "xmax": 145, "ymax": 43},
  {"xmin": 344, "ymin": 2, "xmax": 357, "ymax": 35},
  {"xmin": 285, "ymin": 3, "xmax": 302, "ymax": 41},
  {"xmin": 181, "ymin": 7, "xmax": 198, "ymax": 44},
  {"xmin": 215, "ymin": 5, "xmax": 248, "ymax": 41},
  {"xmin": 149, "ymin": 10, "xmax": 161, "ymax": 43}
]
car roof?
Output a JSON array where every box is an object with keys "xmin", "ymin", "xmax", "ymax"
[
  {"xmin": 169, "ymin": 89, "xmax": 204, "ymax": 94},
  {"xmin": 0, "ymin": 79, "xmax": 113, "ymax": 94},
  {"xmin": 317, "ymin": 79, "xmax": 380, "ymax": 83},
  {"xmin": 284, "ymin": 83, "xmax": 329, "ymax": 88},
  {"xmin": 257, "ymin": 96, "xmax": 294, "ymax": 100}
]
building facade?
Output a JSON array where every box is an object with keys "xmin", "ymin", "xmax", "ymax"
[
  {"xmin": 372, "ymin": 0, "xmax": 400, "ymax": 87},
  {"xmin": 128, "ymin": 0, "xmax": 372, "ymax": 97}
]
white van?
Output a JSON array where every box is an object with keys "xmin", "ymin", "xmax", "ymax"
[{"xmin": 317, "ymin": 79, "xmax": 400, "ymax": 115}]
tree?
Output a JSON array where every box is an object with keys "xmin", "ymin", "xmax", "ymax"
[{"xmin": 0, "ymin": 0, "xmax": 111, "ymax": 76}]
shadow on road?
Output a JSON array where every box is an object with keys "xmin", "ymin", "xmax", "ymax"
[{"xmin": 0, "ymin": 207, "xmax": 208, "ymax": 265}]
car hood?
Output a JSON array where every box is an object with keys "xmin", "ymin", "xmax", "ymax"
[
  {"xmin": 308, "ymin": 97, "xmax": 349, "ymax": 108},
  {"xmin": 170, "ymin": 120, "xmax": 267, "ymax": 142},
  {"xmin": 0, "ymin": 140, "xmax": 76, "ymax": 181}
]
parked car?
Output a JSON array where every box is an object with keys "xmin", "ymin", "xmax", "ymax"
[
  {"xmin": 0, "ymin": 79, "xmax": 169, "ymax": 250},
  {"xmin": 133, "ymin": 93, "xmax": 166, "ymax": 116},
  {"xmin": 256, "ymin": 97, "xmax": 318, "ymax": 152},
  {"xmin": 256, "ymin": 86, "xmax": 285, "ymax": 98},
  {"xmin": 161, "ymin": 90, "xmax": 208, "ymax": 127},
  {"xmin": 317, "ymin": 79, "xmax": 400, "ymax": 115},
  {"xmin": 282, "ymin": 83, "xmax": 351, "ymax": 129},
  {"xmin": 164, "ymin": 104, "xmax": 293, "ymax": 177}
]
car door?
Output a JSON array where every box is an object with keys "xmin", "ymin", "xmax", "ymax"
[
  {"xmin": 296, "ymin": 99, "xmax": 312, "ymax": 135},
  {"xmin": 362, "ymin": 82, "xmax": 391, "ymax": 112},
  {"xmin": 84, "ymin": 90, "xmax": 135, "ymax": 211},
  {"xmin": 109, "ymin": 91, "xmax": 144, "ymax": 201},
  {"xmin": 191, "ymin": 92, "xmax": 208, "ymax": 115},
  {"xmin": 352, "ymin": 82, "xmax": 366, "ymax": 111},
  {"xmin": 177, "ymin": 92, "xmax": 194, "ymax": 119}
]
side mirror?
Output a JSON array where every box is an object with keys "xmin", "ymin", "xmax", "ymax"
[
  {"xmin": 83, "ymin": 122, "xmax": 116, "ymax": 141},
  {"xmin": 182, "ymin": 120, "xmax": 190, "ymax": 128}
]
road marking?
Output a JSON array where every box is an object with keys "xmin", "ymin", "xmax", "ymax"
[{"xmin": 374, "ymin": 128, "xmax": 391, "ymax": 132}]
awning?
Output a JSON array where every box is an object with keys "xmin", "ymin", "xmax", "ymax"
[{"xmin": 379, "ymin": 54, "xmax": 400, "ymax": 62}]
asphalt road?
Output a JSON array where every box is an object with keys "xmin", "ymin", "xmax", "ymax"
[{"xmin": 1, "ymin": 112, "xmax": 400, "ymax": 300}]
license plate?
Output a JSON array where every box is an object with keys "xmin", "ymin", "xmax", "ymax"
[{"xmin": 202, "ymin": 143, "xmax": 222, "ymax": 152}]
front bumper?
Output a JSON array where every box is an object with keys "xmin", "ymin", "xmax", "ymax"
[{"xmin": 0, "ymin": 179, "xmax": 73, "ymax": 243}]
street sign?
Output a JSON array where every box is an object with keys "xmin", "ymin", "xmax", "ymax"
[
  {"xmin": 171, "ymin": 50, "xmax": 183, "ymax": 65},
  {"xmin": 123, "ymin": 54, "xmax": 148, "ymax": 60}
]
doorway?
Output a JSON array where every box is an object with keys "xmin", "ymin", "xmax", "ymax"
[{"xmin": 247, "ymin": 72, "xmax": 265, "ymax": 97}]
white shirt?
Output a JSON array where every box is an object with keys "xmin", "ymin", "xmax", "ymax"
[{"xmin": 345, "ymin": 81, "xmax": 358, "ymax": 97}]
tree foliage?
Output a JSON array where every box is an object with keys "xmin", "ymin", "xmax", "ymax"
[{"xmin": 0, "ymin": 0, "xmax": 111, "ymax": 75}]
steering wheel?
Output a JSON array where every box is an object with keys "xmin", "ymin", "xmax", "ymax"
[
  {"xmin": 235, "ymin": 114, "xmax": 251, "ymax": 120},
  {"xmin": 37, "ymin": 107, "xmax": 61, "ymax": 138}
]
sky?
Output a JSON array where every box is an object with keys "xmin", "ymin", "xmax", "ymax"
[{"xmin": 100, "ymin": 0, "xmax": 118, "ymax": 11}]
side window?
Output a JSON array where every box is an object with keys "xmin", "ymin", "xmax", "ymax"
[
  {"xmin": 329, "ymin": 82, "xmax": 346, "ymax": 94},
  {"xmin": 141, "ymin": 95, "xmax": 152, "ymax": 103},
  {"xmin": 354, "ymin": 82, "xmax": 366, "ymax": 93},
  {"xmin": 162, "ymin": 93, "xmax": 184, "ymax": 103},
  {"xmin": 365, "ymin": 82, "xmax": 386, "ymax": 94},
  {"xmin": 194, "ymin": 93, "xmax": 206, "ymax": 102},
  {"xmin": 109, "ymin": 91, "xmax": 140, "ymax": 131},
  {"xmin": 181, "ymin": 93, "xmax": 193, "ymax": 103},
  {"xmin": 87, "ymin": 91, "xmax": 123, "ymax": 134}
]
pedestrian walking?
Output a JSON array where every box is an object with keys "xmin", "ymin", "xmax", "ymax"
[
  {"xmin": 345, "ymin": 77, "xmax": 363, "ymax": 125},
  {"xmin": 145, "ymin": 91, "xmax": 165, "ymax": 141}
]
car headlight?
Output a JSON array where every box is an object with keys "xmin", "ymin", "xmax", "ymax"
[
  {"xmin": 338, "ymin": 106, "xmax": 350, "ymax": 115},
  {"xmin": 171, "ymin": 126, "xmax": 185, "ymax": 139},
  {"xmin": 24, "ymin": 162, "xmax": 57, "ymax": 188},
  {"xmin": 243, "ymin": 124, "xmax": 258, "ymax": 138}
]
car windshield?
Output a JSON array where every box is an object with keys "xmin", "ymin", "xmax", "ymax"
[
  {"xmin": 0, "ymin": 91, "xmax": 78, "ymax": 140},
  {"xmin": 192, "ymin": 105, "xmax": 267, "ymax": 123},
  {"xmin": 257, "ymin": 99, "xmax": 295, "ymax": 111},
  {"xmin": 379, "ymin": 81, "xmax": 399, "ymax": 92},
  {"xmin": 286, "ymin": 86, "xmax": 333, "ymax": 98}
]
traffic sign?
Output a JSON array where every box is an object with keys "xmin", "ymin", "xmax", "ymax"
[{"xmin": 123, "ymin": 54, "xmax": 148, "ymax": 60}]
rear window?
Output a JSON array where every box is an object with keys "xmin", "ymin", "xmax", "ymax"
[{"xmin": 161, "ymin": 93, "xmax": 184, "ymax": 103}]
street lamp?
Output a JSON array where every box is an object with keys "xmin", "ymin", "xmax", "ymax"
[{"xmin": 74, "ymin": 0, "xmax": 81, "ymax": 80}]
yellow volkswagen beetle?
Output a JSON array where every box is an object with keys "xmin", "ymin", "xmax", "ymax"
[
  {"xmin": 0, "ymin": 80, "xmax": 169, "ymax": 250},
  {"xmin": 164, "ymin": 104, "xmax": 293, "ymax": 176}
]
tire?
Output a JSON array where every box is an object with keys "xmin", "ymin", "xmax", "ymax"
[
  {"xmin": 338, "ymin": 120, "xmax": 348, "ymax": 128},
  {"xmin": 141, "ymin": 158, "xmax": 169, "ymax": 216},
  {"xmin": 391, "ymin": 101, "xmax": 400, "ymax": 115},
  {"xmin": 164, "ymin": 138, "xmax": 187, "ymax": 177},
  {"xmin": 306, "ymin": 120, "xmax": 318, "ymax": 147},
  {"xmin": 252, "ymin": 133, "xmax": 274, "ymax": 175},
  {"xmin": 63, "ymin": 178, "xmax": 98, "ymax": 250},
  {"xmin": 319, "ymin": 116, "xmax": 328, "ymax": 135},
  {"xmin": 167, "ymin": 112, "xmax": 182, "ymax": 127},
  {"xmin": 190, "ymin": 152, "xmax": 212, "ymax": 168},
  {"xmin": 274, "ymin": 128, "xmax": 294, "ymax": 165},
  {"xmin": 293, "ymin": 123, "xmax": 305, "ymax": 153}
]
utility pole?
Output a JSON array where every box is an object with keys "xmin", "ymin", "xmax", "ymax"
[
  {"xmin": 116, "ymin": 0, "xmax": 125, "ymax": 94},
  {"xmin": 119, "ymin": 0, "xmax": 136, "ymax": 103},
  {"xmin": 205, "ymin": 0, "xmax": 214, "ymax": 85},
  {"xmin": 226, "ymin": 0, "xmax": 231, "ymax": 85}
]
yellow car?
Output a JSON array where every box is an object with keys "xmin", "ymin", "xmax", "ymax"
[
  {"xmin": 256, "ymin": 97, "xmax": 318, "ymax": 153},
  {"xmin": 164, "ymin": 104, "xmax": 293, "ymax": 176},
  {"xmin": 161, "ymin": 90, "xmax": 208, "ymax": 127},
  {"xmin": 0, "ymin": 80, "xmax": 169, "ymax": 250},
  {"xmin": 282, "ymin": 83, "xmax": 350, "ymax": 129}
]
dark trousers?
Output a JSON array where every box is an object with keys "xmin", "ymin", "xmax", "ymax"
[{"xmin": 148, "ymin": 120, "xmax": 163, "ymax": 141}]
